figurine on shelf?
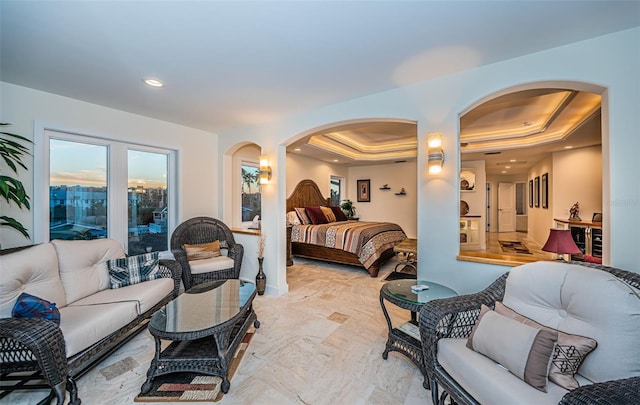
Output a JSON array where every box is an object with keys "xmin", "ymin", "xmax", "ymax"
[{"xmin": 569, "ymin": 201, "xmax": 581, "ymax": 221}]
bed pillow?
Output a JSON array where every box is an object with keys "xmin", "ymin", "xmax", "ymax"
[
  {"xmin": 286, "ymin": 211, "xmax": 301, "ymax": 226},
  {"xmin": 108, "ymin": 252, "xmax": 164, "ymax": 289},
  {"xmin": 12, "ymin": 292, "xmax": 61, "ymax": 325},
  {"xmin": 305, "ymin": 206, "xmax": 328, "ymax": 225},
  {"xmin": 467, "ymin": 304, "xmax": 557, "ymax": 392},
  {"xmin": 330, "ymin": 205, "xmax": 349, "ymax": 221},
  {"xmin": 183, "ymin": 241, "xmax": 222, "ymax": 261},
  {"xmin": 320, "ymin": 206, "xmax": 336, "ymax": 222},
  {"xmin": 494, "ymin": 301, "xmax": 597, "ymax": 390},
  {"xmin": 294, "ymin": 207, "xmax": 311, "ymax": 225}
]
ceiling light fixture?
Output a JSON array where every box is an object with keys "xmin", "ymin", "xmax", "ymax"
[
  {"xmin": 143, "ymin": 78, "xmax": 164, "ymax": 87},
  {"xmin": 294, "ymin": 148, "xmax": 301, "ymax": 152},
  {"xmin": 510, "ymin": 159, "xmax": 517, "ymax": 163},
  {"xmin": 564, "ymin": 145, "xmax": 573, "ymax": 149}
]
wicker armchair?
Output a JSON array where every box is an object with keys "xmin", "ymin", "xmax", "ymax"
[
  {"xmin": 419, "ymin": 262, "xmax": 640, "ymax": 405},
  {"xmin": 170, "ymin": 217, "xmax": 243, "ymax": 290}
]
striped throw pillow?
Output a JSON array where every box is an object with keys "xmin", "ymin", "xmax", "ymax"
[{"xmin": 108, "ymin": 252, "xmax": 164, "ymax": 289}]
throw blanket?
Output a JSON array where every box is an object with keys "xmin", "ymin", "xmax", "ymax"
[{"xmin": 291, "ymin": 221, "xmax": 406, "ymax": 269}]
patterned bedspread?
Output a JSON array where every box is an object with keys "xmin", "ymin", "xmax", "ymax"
[{"xmin": 291, "ymin": 221, "xmax": 406, "ymax": 269}]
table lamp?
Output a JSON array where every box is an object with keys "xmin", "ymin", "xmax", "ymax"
[{"xmin": 541, "ymin": 228, "xmax": 582, "ymax": 261}]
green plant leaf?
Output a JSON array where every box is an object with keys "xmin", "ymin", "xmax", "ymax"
[{"xmin": 0, "ymin": 216, "xmax": 30, "ymax": 239}]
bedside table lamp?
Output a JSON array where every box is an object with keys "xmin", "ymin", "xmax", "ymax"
[{"xmin": 542, "ymin": 228, "xmax": 582, "ymax": 261}]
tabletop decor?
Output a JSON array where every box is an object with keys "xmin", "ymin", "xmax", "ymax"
[{"xmin": 256, "ymin": 233, "xmax": 266, "ymax": 295}]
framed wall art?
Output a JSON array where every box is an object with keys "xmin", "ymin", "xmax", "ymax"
[
  {"xmin": 541, "ymin": 173, "xmax": 548, "ymax": 209},
  {"xmin": 460, "ymin": 169, "xmax": 476, "ymax": 192},
  {"xmin": 529, "ymin": 179, "xmax": 533, "ymax": 208},
  {"xmin": 357, "ymin": 179, "xmax": 370, "ymax": 202},
  {"xmin": 534, "ymin": 176, "xmax": 540, "ymax": 208}
]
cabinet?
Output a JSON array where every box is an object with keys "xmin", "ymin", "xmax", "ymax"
[
  {"xmin": 460, "ymin": 216, "xmax": 481, "ymax": 250},
  {"xmin": 554, "ymin": 219, "xmax": 603, "ymax": 261}
]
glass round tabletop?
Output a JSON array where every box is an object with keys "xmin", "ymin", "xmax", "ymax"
[{"xmin": 383, "ymin": 279, "xmax": 457, "ymax": 304}]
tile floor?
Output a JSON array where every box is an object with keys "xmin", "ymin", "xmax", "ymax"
[{"xmin": 2, "ymin": 258, "xmax": 433, "ymax": 405}]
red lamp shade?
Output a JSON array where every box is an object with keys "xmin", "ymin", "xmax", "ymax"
[{"xmin": 542, "ymin": 229, "xmax": 582, "ymax": 255}]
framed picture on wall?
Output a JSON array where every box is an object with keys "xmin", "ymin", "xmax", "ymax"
[
  {"xmin": 534, "ymin": 176, "xmax": 540, "ymax": 208},
  {"xmin": 529, "ymin": 179, "xmax": 533, "ymax": 207},
  {"xmin": 541, "ymin": 173, "xmax": 548, "ymax": 209},
  {"xmin": 357, "ymin": 179, "xmax": 371, "ymax": 202}
]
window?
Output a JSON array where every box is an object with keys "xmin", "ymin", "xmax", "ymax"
[
  {"xmin": 36, "ymin": 129, "xmax": 176, "ymax": 254},
  {"xmin": 330, "ymin": 176, "xmax": 344, "ymax": 206},
  {"xmin": 240, "ymin": 163, "xmax": 261, "ymax": 222}
]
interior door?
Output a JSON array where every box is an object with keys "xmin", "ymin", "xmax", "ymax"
[{"xmin": 498, "ymin": 182, "xmax": 516, "ymax": 232}]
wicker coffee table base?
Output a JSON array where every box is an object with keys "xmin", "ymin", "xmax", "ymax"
[{"xmin": 142, "ymin": 309, "xmax": 258, "ymax": 394}]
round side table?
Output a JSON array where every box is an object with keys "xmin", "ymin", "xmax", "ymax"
[{"xmin": 380, "ymin": 279, "xmax": 457, "ymax": 389}]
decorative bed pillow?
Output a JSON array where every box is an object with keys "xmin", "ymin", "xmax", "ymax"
[
  {"xmin": 320, "ymin": 206, "xmax": 336, "ymax": 222},
  {"xmin": 183, "ymin": 240, "xmax": 222, "ymax": 261},
  {"xmin": 305, "ymin": 206, "xmax": 328, "ymax": 225},
  {"xmin": 108, "ymin": 252, "xmax": 163, "ymax": 289},
  {"xmin": 294, "ymin": 207, "xmax": 311, "ymax": 225},
  {"xmin": 494, "ymin": 301, "xmax": 597, "ymax": 390},
  {"xmin": 467, "ymin": 304, "xmax": 557, "ymax": 392},
  {"xmin": 12, "ymin": 292, "xmax": 61, "ymax": 325},
  {"xmin": 330, "ymin": 205, "xmax": 348, "ymax": 221},
  {"xmin": 286, "ymin": 211, "xmax": 301, "ymax": 226}
]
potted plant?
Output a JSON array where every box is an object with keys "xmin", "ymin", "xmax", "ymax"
[
  {"xmin": 1, "ymin": 123, "xmax": 32, "ymax": 239},
  {"xmin": 340, "ymin": 199, "xmax": 355, "ymax": 219}
]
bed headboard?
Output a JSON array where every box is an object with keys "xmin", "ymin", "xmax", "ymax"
[{"xmin": 286, "ymin": 179, "xmax": 331, "ymax": 212}]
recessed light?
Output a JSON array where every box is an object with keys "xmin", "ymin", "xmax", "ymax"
[
  {"xmin": 564, "ymin": 145, "xmax": 573, "ymax": 149},
  {"xmin": 505, "ymin": 166, "xmax": 511, "ymax": 169},
  {"xmin": 509, "ymin": 159, "xmax": 517, "ymax": 163},
  {"xmin": 332, "ymin": 159, "xmax": 339, "ymax": 162},
  {"xmin": 294, "ymin": 148, "xmax": 301, "ymax": 152},
  {"xmin": 501, "ymin": 170, "xmax": 507, "ymax": 174},
  {"xmin": 143, "ymin": 78, "xmax": 164, "ymax": 87}
]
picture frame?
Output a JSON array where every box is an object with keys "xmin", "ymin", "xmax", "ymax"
[
  {"xmin": 534, "ymin": 176, "xmax": 540, "ymax": 208},
  {"xmin": 357, "ymin": 179, "xmax": 370, "ymax": 202},
  {"xmin": 541, "ymin": 173, "xmax": 548, "ymax": 209},
  {"xmin": 529, "ymin": 179, "xmax": 533, "ymax": 208}
]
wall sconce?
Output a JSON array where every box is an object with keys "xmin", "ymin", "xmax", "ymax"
[
  {"xmin": 427, "ymin": 133, "xmax": 444, "ymax": 175},
  {"xmin": 259, "ymin": 155, "xmax": 272, "ymax": 184}
]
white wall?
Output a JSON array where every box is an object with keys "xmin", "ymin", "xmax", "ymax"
[
  {"xmin": 219, "ymin": 27, "xmax": 639, "ymax": 295},
  {"xmin": 553, "ymin": 145, "xmax": 602, "ymax": 222},
  {"xmin": 348, "ymin": 161, "xmax": 417, "ymax": 238},
  {"xmin": 286, "ymin": 153, "xmax": 348, "ymax": 198},
  {"xmin": 0, "ymin": 82, "xmax": 218, "ymax": 248}
]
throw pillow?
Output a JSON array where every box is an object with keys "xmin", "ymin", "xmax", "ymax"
[
  {"xmin": 494, "ymin": 301, "xmax": 597, "ymax": 390},
  {"xmin": 183, "ymin": 240, "xmax": 222, "ymax": 261},
  {"xmin": 305, "ymin": 206, "xmax": 328, "ymax": 225},
  {"xmin": 320, "ymin": 206, "xmax": 336, "ymax": 223},
  {"xmin": 329, "ymin": 205, "xmax": 348, "ymax": 221},
  {"xmin": 467, "ymin": 304, "xmax": 557, "ymax": 392},
  {"xmin": 294, "ymin": 207, "xmax": 311, "ymax": 225},
  {"xmin": 108, "ymin": 252, "xmax": 163, "ymax": 289},
  {"xmin": 286, "ymin": 211, "xmax": 301, "ymax": 226},
  {"xmin": 12, "ymin": 292, "xmax": 61, "ymax": 325}
]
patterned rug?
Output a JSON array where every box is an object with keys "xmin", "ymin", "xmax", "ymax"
[
  {"xmin": 499, "ymin": 240, "xmax": 532, "ymax": 255},
  {"xmin": 134, "ymin": 328, "xmax": 254, "ymax": 402}
]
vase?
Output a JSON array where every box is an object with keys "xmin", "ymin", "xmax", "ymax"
[{"xmin": 256, "ymin": 257, "xmax": 266, "ymax": 295}]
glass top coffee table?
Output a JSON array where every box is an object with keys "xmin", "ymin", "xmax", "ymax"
[
  {"xmin": 380, "ymin": 279, "xmax": 457, "ymax": 389},
  {"xmin": 141, "ymin": 279, "xmax": 259, "ymax": 395}
]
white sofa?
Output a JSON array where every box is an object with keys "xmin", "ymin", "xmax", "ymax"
[
  {"xmin": 420, "ymin": 261, "xmax": 640, "ymax": 405},
  {"xmin": 0, "ymin": 239, "xmax": 181, "ymax": 404}
]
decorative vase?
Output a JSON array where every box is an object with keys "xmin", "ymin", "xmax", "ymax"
[{"xmin": 256, "ymin": 257, "xmax": 266, "ymax": 295}]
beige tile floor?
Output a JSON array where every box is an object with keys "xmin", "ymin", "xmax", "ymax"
[
  {"xmin": 2, "ymin": 258, "xmax": 432, "ymax": 405},
  {"xmin": 460, "ymin": 231, "xmax": 555, "ymax": 264}
]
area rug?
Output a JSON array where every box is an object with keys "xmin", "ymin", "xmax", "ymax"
[
  {"xmin": 384, "ymin": 265, "xmax": 417, "ymax": 281},
  {"xmin": 499, "ymin": 240, "xmax": 532, "ymax": 255},
  {"xmin": 134, "ymin": 328, "xmax": 254, "ymax": 402}
]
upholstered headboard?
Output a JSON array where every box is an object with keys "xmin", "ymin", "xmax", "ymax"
[{"xmin": 286, "ymin": 179, "xmax": 331, "ymax": 212}]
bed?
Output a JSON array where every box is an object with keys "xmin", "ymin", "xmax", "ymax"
[{"xmin": 286, "ymin": 179, "xmax": 407, "ymax": 277}]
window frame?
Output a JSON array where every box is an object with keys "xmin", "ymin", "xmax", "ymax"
[
  {"xmin": 239, "ymin": 159, "xmax": 261, "ymax": 226},
  {"xmin": 34, "ymin": 124, "xmax": 177, "ymax": 253}
]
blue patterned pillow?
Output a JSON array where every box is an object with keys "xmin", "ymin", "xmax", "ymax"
[
  {"xmin": 108, "ymin": 252, "xmax": 167, "ymax": 289},
  {"xmin": 12, "ymin": 292, "xmax": 61, "ymax": 325}
]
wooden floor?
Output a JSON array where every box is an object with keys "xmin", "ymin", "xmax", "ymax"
[
  {"xmin": 2, "ymin": 258, "xmax": 432, "ymax": 405},
  {"xmin": 459, "ymin": 231, "xmax": 555, "ymax": 265}
]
